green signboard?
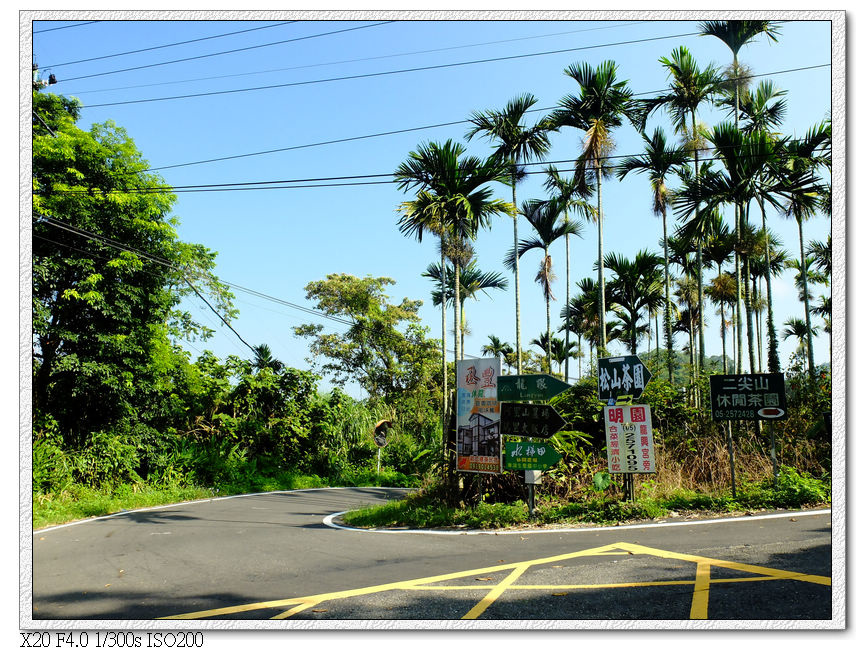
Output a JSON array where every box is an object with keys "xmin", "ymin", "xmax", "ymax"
[
  {"xmin": 503, "ymin": 441, "xmax": 562, "ymax": 471},
  {"xmin": 709, "ymin": 373, "xmax": 788, "ymax": 421},
  {"xmin": 496, "ymin": 374, "xmax": 571, "ymax": 402}
]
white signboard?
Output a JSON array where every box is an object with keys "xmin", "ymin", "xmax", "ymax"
[
  {"xmin": 603, "ymin": 404, "xmax": 656, "ymax": 474},
  {"xmin": 456, "ymin": 358, "xmax": 502, "ymax": 474}
]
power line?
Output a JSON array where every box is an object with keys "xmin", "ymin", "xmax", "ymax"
[
  {"xmin": 79, "ymin": 29, "xmax": 700, "ymax": 108},
  {"xmin": 58, "ymin": 21, "xmax": 396, "ymax": 83},
  {"xmin": 60, "ymin": 21, "xmax": 648, "ymax": 96},
  {"xmin": 42, "ymin": 21, "xmax": 298, "ymax": 68},
  {"xmin": 123, "ymin": 62, "xmax": 829, "ymax": 175},
  {"xmin": 40, "ymin": 134, "xmax": 830, "ymax": 197},
  {"xmin": 33, "ymin": 21, "xmax": 100, "ymax": 34}
]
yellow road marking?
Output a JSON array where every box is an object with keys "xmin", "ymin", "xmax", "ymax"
[
  {"xmin": 160, "ymin": 542, "xmax": 830, "ymax": 621},
  {"xmin": 690, "ymin": 562, "xmax": 712, "ymax": 619},
  {"xmin": 462, "ymin": 564, "xmax": 530, "ymax": 620}
]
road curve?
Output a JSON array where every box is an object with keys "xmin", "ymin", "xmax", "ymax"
[{"xmin": 29, "ymin": 487, "xmax": 835, "ymax": 626}]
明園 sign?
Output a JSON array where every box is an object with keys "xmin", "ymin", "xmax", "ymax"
[
  {"xmin": 603, "ymin": 404, "xmax": 656, "ymax": 474},
  {"xmin": 456, "ymin": 358, "xmax": 502, "ymax": 474},
  {"xmin": 709, "ymin": 373, "xmax": 788, "ymax": 421}
]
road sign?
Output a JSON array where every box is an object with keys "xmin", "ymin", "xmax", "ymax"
[
  {"xmin": 597, "ymin": 355, "xmax": 652, "ymax": 402},
  {"xmin": 503, "ymin": 442, "xmax": 562, "ymax": 471},
  {"xmin": 499, "ymin": 402, "xmax": 567, "ymax": 438},
  {"xmin": 373, "ymin": 419, "xmax": 391, "ymax": 447},
  {"xmin": 709, "ymin": 373, "xmax": 788, "ymax": 421},
  {"xmin": 602, "ymin": 404, "xmax": 656, "ymax": 474},
  {"xmin": 496, "ymin": 374, "xmax": 571, "ymax": 402}
]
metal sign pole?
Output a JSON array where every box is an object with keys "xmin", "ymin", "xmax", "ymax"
[
  {"xmin": 769, "ymin": 420, "xmax": 778, "ymax": 486},
  {"xmin": 726, "ymin": 421, "xmax": 737, "ymax": 499}
]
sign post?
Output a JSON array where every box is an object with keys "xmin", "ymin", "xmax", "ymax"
[
  {"xmin": 709, "ymin": 373, "xmax": 788, "ymax": 492},
  {"xmin": 597, "ymin": 356, "xmax": 652, "ymax": 501},
  {"xmin": 496, "ymin": 373, "xmax": 570, "ymax": 516}
]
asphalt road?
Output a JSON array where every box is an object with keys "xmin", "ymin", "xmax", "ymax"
[{"xmin": 30, "ymin": 487, "xmax": 835, "ymax": 624}]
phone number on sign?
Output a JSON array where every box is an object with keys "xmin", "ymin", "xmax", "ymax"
[
  {"xmin": 713, "ymin": 409, "xmax": 756, "ymax": 420},
  {"xmin": 21, "ymin": 632, "xmax": 205, "ymax": 649}
]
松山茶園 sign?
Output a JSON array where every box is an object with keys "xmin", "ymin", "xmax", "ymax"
[{"xmin": 603, "ymin": 404, "xmax": 656, "ymax": 474}]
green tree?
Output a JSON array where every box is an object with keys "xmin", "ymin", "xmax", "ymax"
[
  {"xmin": 604, "ymin": 251, "xmax": 664, "ymax": 354},
  {"xmin": 615, "ymin": 127, "xmax": 689, "ymax": 379},
  {"xmin": 481, "ymin": 335, "xmax": 514, "ymax": 372},
  {"xmin": 700, "ymin": 19, "xmax": 782, "ymax": 373},
  {"xmin": 395, "ymin": 139, "xmax": 512, "ymax": 424},
  {"xmin": 549, "ymin": 60, "xmax": 637, "ymax": 355},
  {"xmin": 293, "ymin": 274, "xmax": 440, "ymax": 404},
  {"xmin": 466, "ymin": 94, "xmax": 552, "ymax": 374},
  {"xmin": 32, "ymin": 90, "xmax": 234, "ymax": 446},
  {"xmin": 505, "ymin": 199, "xmax": 582, "ymax": 370},
  {"xmin": 543, "ymin": 166, "xmax": 596, "ymax": 381},
  {"xmin": 423, "ymin": 259, "xmax": 508, "ymax": 356}
]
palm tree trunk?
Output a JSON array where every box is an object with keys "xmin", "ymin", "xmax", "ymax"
[
  {"xmin": 545, "ymin": 248, "xmax": 552, "ymax": 371},
  {"xmin": 734, "ymin": 213, "xmax": 744, "ymax": 374},
  {"xmin": 565, "ymin": 231, "xmax": 571, "ymax": 381},
  {"xmin": 743, "ymin": 253, "xmax": 756, "ymax": 374},
  {"xmin": 512, "ymin": 180, "xmax": 522, "ymax": 375},
  {"xmin": 760, "ymin": 200, "xmax": 780, "ymax": 373},
  {"xmin": 798, "ymin": 217, "xmax": 816, "ymax": 379},
  {"xmin": 662, "ymin": 211, "xmax": 674, "ymax": 382},
  {"xmin": 692, "ymin": 112, "xmax": 706, "ymax": 375},
  {"xmin": 732, "ymin": 51, "xmax": 744, "ymax": 375},
  {"xmin": 440, "ymin": 238, "xmax": 448, "ymax": 469},
  {"xmin": 720, "ymin": 302, "xmax": 728, "ymax": 374},
  {"xmin": 455, "ymin": 260, "xmax": 462, "ymax": 362},
  {"xmin": 597, "ymin": 164, "xmax": 607, "ymax": 355}
]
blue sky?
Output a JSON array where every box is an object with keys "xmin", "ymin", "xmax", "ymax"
[{"xmin": 27, "ymin": 12, "xmax": 838, "ymax": 398}]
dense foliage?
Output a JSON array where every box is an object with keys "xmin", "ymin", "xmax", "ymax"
[{"xmin": 31, "ymin": 18, "xmax": 833, "ymax": 529}]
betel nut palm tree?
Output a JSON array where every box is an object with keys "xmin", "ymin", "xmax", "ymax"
[
  {"xmin": 549, "ymin": 60, "xmax": 637, "ymax": 357},
  {"xmin": 466, "ymin": 93, "xmax": 552, "ymax": 374},
  {"xmin": 616, "ymin": 127, "xmax": 689, "ymax": 380},
  {"xmin": 543, "ymin": 165, "xmax": 596, "ymax": 382},
  {"xmin": 636, "ymin": 45, "xmax": 725, "ymax": 375},
  {"xmin": 395, "ymin": 139, "xmax": 512, "ymax": 434},
  {"xmin": 700, "ymin": 20, "xmax": 781, "ymax": 372},
  {"xmin": 505, "ymin": 198, "xmax": 582, "ymax": 371}
]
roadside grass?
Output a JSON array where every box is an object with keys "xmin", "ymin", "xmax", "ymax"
[
  {"xmin": 32, "ymin": 467, "xmax": 417, "ymax": 529},
  {"xmin": 341, "ymin": 466, "xmax": 831, "ymax": 530}
]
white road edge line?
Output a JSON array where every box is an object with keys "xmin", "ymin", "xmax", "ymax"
[
  {"xmin": 33, "ymin": 486, "xmax": 411, "ymax": 533},
  {"xmin": 322, "ymin": 508, "xmax": 832, "ymax": 535}
]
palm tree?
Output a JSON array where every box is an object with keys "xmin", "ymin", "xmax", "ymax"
[
  {"xmin": 395, "ymin": 139, "xmax": 512, "ymax": 435},
  {"xmin": 543, "ymin": 165, "xmax": 596, "ymax": 382},
  {"xmin": 604, "ymin": 251, "xmax": 664, "ymax": 354},
  {"xmin": 705, "ymin": 272, "xmax": 737, "ymax": 373},
  {"xmin": 251, "ymin": 343, "xmax": 283, "ymax": 373},
  {"xmin": 783, "ymin": 317, "xmax": 818, "ymax": 359},
  {"xmin": 636, "ymin": 45, "xmax": 725, "ymax": 373},
  {"xmin": 424, "ymin": 259, "xmax": 508, "ymax": 357},
  {"xmin": 776, "ymin": 122, "xmax": 831, "ymax": 380},
  {"xmin": 700, "ymin": 20, "xmax": 782, "ymax": 371},
  {"xmin": 481, "ymin": 334, "xmax": 515, "ymax": 372},
  {"xmin": 466, "ymin": 94, "xmax": 552, "ymax": 375},
  {"xmin": 616, "ymin": 127, "xmax": 689, "ymax": 379},
  {"xmin": 506, "ymin": 198, "xmax": 582, "ymax": 370},
  {"xmin": 549, "ymin": 60, "xmax": 637, "ymax": 355}
]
